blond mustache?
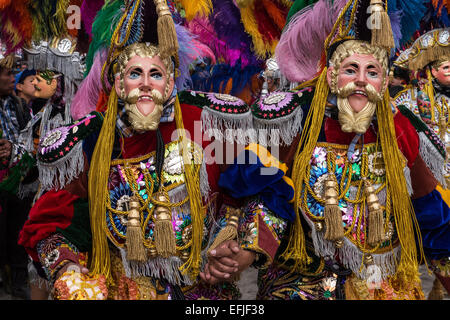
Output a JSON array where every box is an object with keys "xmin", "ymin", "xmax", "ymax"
[
  {"xmin": 125, "ymin": 88, "xmax": 165, "ymax": 105},
  {"xmin": 336, "ymin": 82, "xmax": 382, "ymax": 103}
]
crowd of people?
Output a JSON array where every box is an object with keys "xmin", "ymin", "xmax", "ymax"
[{"xmin": 0, "ymin": 0, "xmax": 449, "ymax": 301}]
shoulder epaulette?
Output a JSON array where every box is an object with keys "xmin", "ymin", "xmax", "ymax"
[
  {"xmin": 37, "ymin": 111, "xmax": 103, "ymax": 191},
  {"xmin": 397, "ymin": 104, "xmax": 446, "ymax": 187},
  {"xmin": 179, "ymin": 90, "xmax": 253, "ymax": 145},
  {"xmin": 251, "ymin": 87, "xmax": 314, "ymax": 146}
]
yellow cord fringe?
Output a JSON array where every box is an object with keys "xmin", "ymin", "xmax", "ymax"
[{"xmin": 88, "ymin": 89, "xmax": 118, "ymax": 284}]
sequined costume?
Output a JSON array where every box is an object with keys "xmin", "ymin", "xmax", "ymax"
[
  {"xmin": 219, "ymin": 0, "xmax": 450, "ymax": 300},
  {"xmin": 17, "ymin": 86, "xmax": 288, "ymax": 300}
]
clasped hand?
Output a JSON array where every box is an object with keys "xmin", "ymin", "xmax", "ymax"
[{"xmin": 199, "ymin": 240, "xmax": 255, "ymax": 285}]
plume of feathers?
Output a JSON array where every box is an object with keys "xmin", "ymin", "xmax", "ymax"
[
  {"xmin": 388, "ymin": 0, "xmax": 428, "ymax": 46},
  {"xmin": 81, "ymin": 0, "xmax": 106, "ymax": 38},
  {"xmin": 178, "ymin": 0, "xmax": 213, "ymax": 21},
  {"xmin": 0, "ymin": 0, "xmax": 33, "ymax": 54},
  {"xmin": 84, "ymin": 0, "xmax": 125, "ymax": 75},
  {"xmin": 0, "ymin": 0, "xmax": 11, "ymax": 10},
  {"xmin": 275, "ymin": 0, "xmax": 340, "ymax": 83},
  {"xmin": 71, "ymin": 49, "xmax": 110, "ymax": 120}
]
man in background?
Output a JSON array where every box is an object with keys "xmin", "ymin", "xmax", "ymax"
[{"xmin": 0, "ymin": 64, "xmax": 32, "ymax": 300}]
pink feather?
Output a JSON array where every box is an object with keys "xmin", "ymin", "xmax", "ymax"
[
  {"xmin": 276, "ymin": 0, "xmax": 345, "ymax": 83},
  {"xmin": 71, "ymin": 49, "xmax": 110, "ymax": 120}
]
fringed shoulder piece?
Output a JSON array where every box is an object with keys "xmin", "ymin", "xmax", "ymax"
[
  {"xmin": 37, "ymin": 111, "xmax": 104, "ymax": 191},
  {"xmin": 393, "ymin": 85, "xmax": 419, "ymax": 115},
  {"xmin": 251, "ymin": 86, "xmax": 314, "ymax": 146},
  {"xmin": 397, "ymin": 104, "xmax": 447, "ymax": 187},
  {"xmin": 178, "ymin": 90, "xmax": 254, "ymax": 145}
]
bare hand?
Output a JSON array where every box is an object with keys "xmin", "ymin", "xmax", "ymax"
[
  {"xmin": 0, "ymin": 139, "xmax": 12, "ymax": 160},
  {"xmin": 199, "ymin": 240, "xmax": 256, "ymax": 285}
]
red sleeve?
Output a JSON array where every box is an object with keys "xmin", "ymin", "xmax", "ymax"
[
  {"xmin": 18, "ymin": 189, "xmax": 79, "ymax": 261},
  {"xmin": 394, "ymin": 111, "xmax": 420, "ymax": 168}
]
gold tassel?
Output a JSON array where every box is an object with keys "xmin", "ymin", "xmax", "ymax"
[
  {"xmin": 88, "ymin": 89, "xmax": 119, "ymax": 283},
  {"xmin": 323, "ymin": 174, "xmax": 344, "ymax": 241},
  {"xmin": 154, "ymin": 0, "xmax": 179, "ymax": 60},
  {"xmin": 126, "ymin": 196, "xmax": 147, "ymax": 262},
  {"xmin": 369, "ymin": 0, "xmax": 395, "ymax": 50},
  {"xmin": 207, "ymin": 208, "xmax": 241, "ymax": 255},
  {"xmin": 153, "ymin": 193, "xmax": 176, "ymax": 257},
  {"xmin": 174, "ymin": 96, "xmax": 204, "ymax": 278},
  {"xmin": 364, "ymin": 179, "xmax": 385, "ymax": 246}
]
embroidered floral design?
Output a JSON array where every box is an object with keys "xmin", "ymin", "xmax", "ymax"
[
  {"xmin": 260, "ymin": 92, "xmax": 293, "ymax": 111},
  {"xmin": 40, "ymin": 126, "xmax": 69, "ymax": 154},
  {"xmin": 207, "ymin": 93, "xmax": 245, "ymax": 107}
]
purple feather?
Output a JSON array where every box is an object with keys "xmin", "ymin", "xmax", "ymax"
[
  {"xmin": 81, "ymin": 0, "xmax": 105, "ymax": 38},
  {"xmin": 71, "ymin": 49, "xmax": 110, "ymax": 120},
  {"xmin": 389, "ymin": 10, "xmax": 403, "ymax": 49}
]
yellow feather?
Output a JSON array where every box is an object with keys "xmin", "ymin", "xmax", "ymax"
[
  {"xmin": 179, "ymin": 0, "xmax": 213, "ymax": 21},
  {"xmin": 239, "ymin": 4, "xmax": 268, "ymax": 59}
]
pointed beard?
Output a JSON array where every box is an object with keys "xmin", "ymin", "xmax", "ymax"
[
  {"xmin": 124, "ymin": 89, "xmax": 165, "ymax": 131},
  {"xmin": 335, "ymin": 82, "xmax": 382, "ymax": 134},
  {"xmin": 337, "ymin": 97, "xmax": 377, "ymax": 134}
]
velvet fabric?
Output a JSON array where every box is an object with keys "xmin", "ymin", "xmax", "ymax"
[
  {"xmin": 218, "ymin": 148, "xmax": 295, "ymax": 222},
  {"xmin": 323, "ymin": 110, "xmax": 420, "ymax": 168},
  {"xmin": 412, "ymin": 189, "xmax": 450, "ymax": 260},
  {"xmin": 18, "ymin": 189, "xmax": 79, "ymax": 261}
]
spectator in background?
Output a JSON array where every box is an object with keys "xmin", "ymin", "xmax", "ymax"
[
  {"xmin": 15, "ymin": 69, "xmax": 36, "ymax": 119},
  {"xmin": 0, "ymin": 64, "xmax": 31, "ymax": 300}
]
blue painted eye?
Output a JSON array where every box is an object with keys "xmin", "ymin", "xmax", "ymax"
[
  {"xmin": 129, "ymin": 71, "xmax": 141, "ymax": 80},
  {"xmin": 151, "ymin": 72, "xmax": 163, "ymax": 80}
]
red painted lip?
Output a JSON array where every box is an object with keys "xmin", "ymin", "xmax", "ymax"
[
  {"xmin": 350, "ymin": 90, "xmax": 367, "ymax": 97},
  {"xmin": 137, "ymin": 95, "xmax": 153, "ymax": 101}
]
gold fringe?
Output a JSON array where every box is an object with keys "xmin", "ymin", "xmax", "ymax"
[
  {"xmin": 174, "ymin": 96, "xmax": 204, "ymax": 278},
  {"xmin": 87, "ymin": 89, "xmax": 119, "ymax": 283},
  {"xmin": 370, "ymin": 1, "xmax": 394, "ymax": 50},
  {"xmin": 207, "ymin": 208, "xmax": 241, "ymax": 255},
  {"xmin": 377, "ymin": 91, "xmax": 423, "ymax": 287},
  {"xmin": 126, "ymin": 196, "xmax": 147, "ymax": 262},
  {"xmin": 425, "ymin": 68, "xmax": 436, "ymax": 123},
  {"xmin": 154, "ymin": 0, "xmax": 179, "ymax": 59},
  {"xmin": 154, "ymin": 220, "xmax": 177, "ymax": 257},
  {"xmin": 409, "ymin": 45, "xmax": 450, "ymax": 71},
  {"xmin": 323, "ymin": 174, "xmax": 344, "ymax": 241},
  {"xmin": 364, "ymin": 180, "xmax": 385, "ymax": 246},
  {"xmin": 279, "ymin": 68, "xmax": 330, "ymax": 272},
  {"xmin": 153, "ymin": 193, "xmax": 176, "ymax": 257}
]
